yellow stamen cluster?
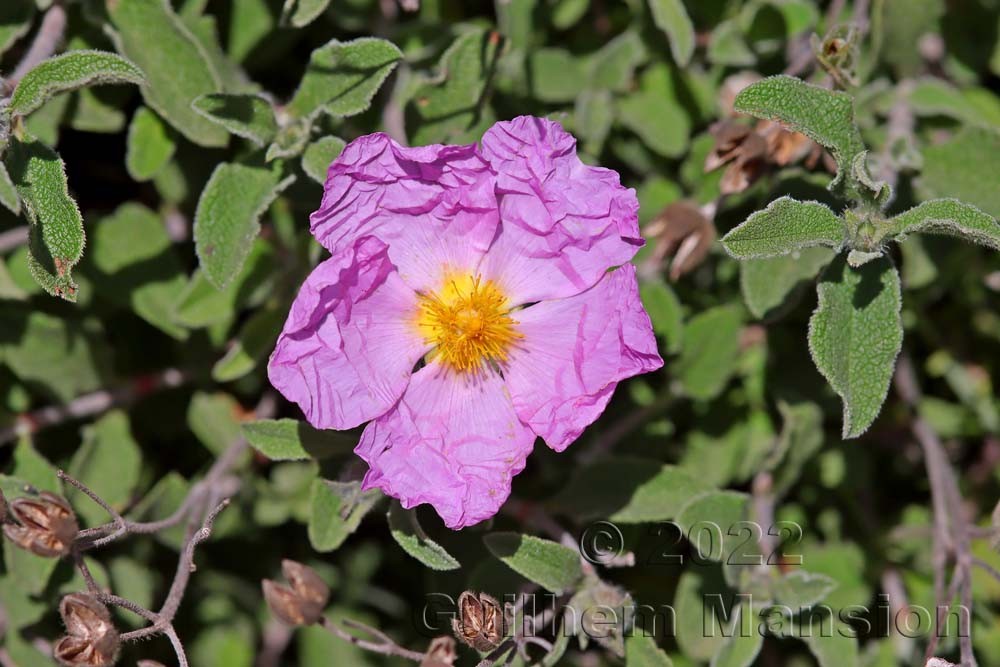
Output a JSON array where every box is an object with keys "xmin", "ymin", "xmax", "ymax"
[{"xmin": 416, "ymin": 274, "xmax": 521, "ymax": 372}]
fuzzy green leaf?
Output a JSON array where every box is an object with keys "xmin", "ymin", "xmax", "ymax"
[
  {"xmin": 280, "ymin": 0, "xmax": 331, "ymax": 27},
  {"xmin": 387, "ymin": 502, "xmax": 461, "ymax": 571},
  {"xmin": 484, "ymin": 532, "xmax": 582, "ymax": 593},
  {"xmin": 639, "ymin": 279, "xmax": 684, "ymax": 354},
  {"xmin": 192, "ymin": 93, "xmax": 277, "ymax": 147},
  {"xmin": 676, "ymin": 491, "xmax": 751, "ymax": 564},
  {"xmin": 4, "ymin": 135, "xmax": 84, "ymax": 301},
  {"xmin": 301, "ymin": 136, "xmax": 345, "ymax": 184},
  {"xmin": 106, "ymin": 0, "xmax": 228, "ymax": 147},
  {"xmin": 288, "ymin": 37, "xmax": 401, "ymax": 119},
  {"xmin": 888, "ymin": 198, "xmax": 1000, "ymax": 250},
  {"xmin": 529, "ymin": 48, "xmax": 586, "ymax": 103},
  {"xmin": 711, "ymin": 631, "xmax": 763, "ymax": 667},
  {"xmin": 308, "ymin": 479, "xmax": 382, "ymax": 552},
  {"xmin": 772, "ymin": 571, "xmax": 838, "ymax": 609},
  {"xmin": 734, "ymin": 76, "xmax": 865, "ymax": 189},
  {"xmin": 587, "ymin": 30, "xmax": 646, "ymax": 92},
  {"xmin": 722, "ymin": 197, "xmax": 846, "ymax": 260},
  {"xmin": 242, "ymin": 419, "xmax": 355, "ymax": 461},
  {"xmin": 740, "ymin": 247, "xmax": 836, "ymax": 320},
  {"xmin": 0, "ymin": 161, "xmax": 21, "ymax": 214},
  {"xmin": 0, "ymin": 1, "xmax": 33, "ymax": 58},
  {"xmin": 918, "ymin": 127, "xmax": 1000, "ymax": 217},
  {"xmin": 67, "ymin": 410, "xmax": 142, "ymax": 527},
  {"xmin": 808, "ymin": 255, "xmax": 903, "ymax": 438},
  {"xmin": 10, "ymin": 50, "xmax": 144, "ymax": 117},
  {"xmin": 617, "ymin": 63, "xmax": 691, "ymax": 158},
  {"xmin": 647, "ymin": 0, "xmax": 695, "ymax": 66},
  {"xmin": 125, "ymin": 107, "xmax": 176, "ymax": 181},
  {"xmin": 625, "ymin": 635, "xmax": 674, "ymax": 666},
  {"xmin": 194, "ymin": 161, "xmax": 295, "ymax": 289},
  {"xmin": 676, "ymin": 305, "xmax": 742, "ymax": 400},
  {"xmin": 211, "ymin": 302, "xmax": 285, "ymax": 381}
]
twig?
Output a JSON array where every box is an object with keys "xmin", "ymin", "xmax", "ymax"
[
  {"xmin": 7, "ymin": 3, "xmax": 68, "ymax": 89},
  {"xmin": 752, "ymin": 472, "xmax": 778, "ymax": 568},
  {"xmin": 476, "ymin": 640, "xmax": 516, "ymax": 667},
  {"xmin": 0, "ymin": 227, "xmax": 28, "ymax": 255},
  {"xmin": 319, "ymin": 616, "xmax": 425, "ymax": 662},
  {"xmin": 0, "ymin": 368, "xmax": 189, "ymax": 446},
  {"xmin": 972, "ymin": 558, "xmax": 1000, "ymax": 584}
]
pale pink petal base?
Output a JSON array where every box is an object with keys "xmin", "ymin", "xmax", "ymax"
[
  {"xmin": 267, "ymin": 238, "xmax": 430, "ymax": 430},
  {"xmin": 355, "ymin": 362, "xmax": 536, "ymax": 529},
  {"xmin": 503, "ymin": 264, "xmax": 663, "ymax": 451}
]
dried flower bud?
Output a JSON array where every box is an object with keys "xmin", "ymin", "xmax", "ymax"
[
  {"xmin": 54, "ymin": 593, "xmax": 120, "ymax": 667},
  {"xmin": 718, "ymin": 71, "xmax": 761, "ymax": 117},
  {"xmin": 262, "ymin": 559, "xmax": 330, "ymax": 626},
  {"xmin": 3, "ymin": 492, "xmax": 78, "ymax": 557},
  {"xmin": 421, "ymin": 635, "xmax": 457, "ymax": 667},
  {"xmin": 645, "ymin": 201, "xmax": 716, "ymax": 281},
  {"xmin": 451, "ymin": 591, "xmax": 506, "ymax": 652}
]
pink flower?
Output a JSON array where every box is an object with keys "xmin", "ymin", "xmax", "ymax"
[{"xmin": 268, "ymin": 116, "xmax": 663, "ymax": 529}]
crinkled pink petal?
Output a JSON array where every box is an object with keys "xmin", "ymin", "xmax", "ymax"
[
  {"xmin": 309, "ymin": 133, "xmax": 498, "ymax": 292},
  {"xmin": 478, "ymin": 116, "xmax": 644, "ymax": 304},
  {"xmin": 355, "ymin": 362, "xmax": 536, "ymax": 529},
  {"xmin": 267, "ymin": 237, "xmax": 430, "ymax": 430},
  {"xmin": 503, "ymin": 264, "xmax": 663, "ymax": 451}
]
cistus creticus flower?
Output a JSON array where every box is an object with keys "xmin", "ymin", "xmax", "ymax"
[{"xmin": 268, "ymin": 116, "xmax": 664, "ymax": 529}]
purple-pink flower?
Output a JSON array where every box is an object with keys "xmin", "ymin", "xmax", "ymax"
[{"xmin": 268, "ymin": 116, "xmax": 663, "ymax": 529}]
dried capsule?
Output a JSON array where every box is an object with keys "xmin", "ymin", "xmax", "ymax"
[
  {"xmin": 451, "ymin": 591, "xmax": 506, "ymax": 652},
  {"xmin": 262, "ymin": 559, "xmax": 330, "ymax": 626},
  {"xmin": 421, "ymin": 635, "xmax": 457, "ymax": 667},
  {"xmin": 54, "ymin": 593, "xmax": 120, "ymax": 667},
  {"xmin": 3, "ymin": 492, "xmax": 78, "ymax": 557}
]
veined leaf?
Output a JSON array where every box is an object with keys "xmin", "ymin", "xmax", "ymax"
[
  {"xmin": 808, "ymin": 255, "xmax": 903, "ymax": 438},
  {"xmin": 242, "ymin": 419, "xmax": 356, "ymax": 461},
  {"xmin": 740, "ymin": 247, "xmax": 836, "ymax": 320},
  {"xmin": 10, "ymin": 50, "xmax": 144, "ymax": 117},
  {"xmin": 387, "ymin": 502, "xmax": 461, "ymax": 571},
  {"xmin": 887, "ymin": 198, "xmax": 1000, "ymax": 250},
  {"xmin": 308, "ymin": 479, "xmax": 382, "ymax": 552},
  {"xmin": 722, "ymin": 197, "xmax": 846, "ymax": 260},
  {"xmin": 484, "ymin": 532, "xmax": 582, "ymax": 593},
  {"xmin": 301, "ymin": 135, "xmax": 345, "ymax": 183},
  {"xmin": 193, "ymin": 93, "xmax": 278, "ymax": 147}
]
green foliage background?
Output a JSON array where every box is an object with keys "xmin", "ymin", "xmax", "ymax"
[{"xmin": 1, "ymin": 0, "xmax": 999, "ymax": 665}]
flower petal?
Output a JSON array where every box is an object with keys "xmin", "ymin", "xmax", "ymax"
[
  {"xmin": 310, "ymin": 133, "xmax": 498, "ymax": 292},
  {"xmin": 478, "ymin": 116, "xmax": 644, "ymax": 304},
  {"xmin": 355, "ymin": 363, "xmax": 536, "ymax": 529},
  {"xmin": 504, "ymin": 264, "xmax": 663, "ymax": 451},
  {"xmin": 268, "ymin": 237, "xmax": 429, "ymax": 430}
]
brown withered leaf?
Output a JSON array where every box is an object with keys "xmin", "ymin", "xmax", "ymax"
[
  {"xmin": 646, "ymin": 201, "xmax": 717, "ymax": 281},
  {"xmin": 3, "ymin": 491, "xmax": 78, "ymax": 558},
  {"xmin": 451, "ymin": 591, "xmax": 506, "ymax": 652}
]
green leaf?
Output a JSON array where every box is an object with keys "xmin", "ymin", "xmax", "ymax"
[
  {"xmin": 387, "ymin": 501, "xmax": 461, "ymax": 571},
  {"xmin": 587, "ymin": 30, "xmax": 646, "ymax": 92},
  {"xmin": 10, "ymin": 50, "xmax": 144, "ymax": 117},
  {"xmin": 308, "ymin": 478, "xmax": 382, "ymax": 552},
  {"xmin": 301, "ymin": 135, "xmax": 345, "ymax": 184},
  {"xmin": 192, "ymin": 93, "xmax": 278, "ymax": 147},
  {"xmin": 227, "ymin": 0, "xmax": 273, "ymax": 63},
  {"xmin": 288, "ymin": 37, "xmax": 402, "ymax": 119},
  {"xmin": 772, "ymin": 571, "xmax": 838, "ymax": 609},
  {"xmin": 722, "ymin": 197, "xmax": 846, "ymax": 260},
  {"xmin": 129, "ymin": 472, "xmax": 190, "ymax": 550},
  {"xmin": 626, "ymin": 635, "xmax": 674, "ymax": 666},
  {"xmin": 88, "ymin": 203, "xmax": 188, "ymax": 339},
  {"xmin": 734, "ymin": 76, "xmax": 865, "ymax": 190},
  {"xmin": 887, "ymin": 198, "xmax": 1000, "ymax": 250},
  {"xmin": 617, "ymin": 63, "xmax": 690, "ymax": 158},
  {"xmin": 187, "ymin": 391, "xmax": 243, "ymax": 456},
  {"xmin": 211, "ymin": 301, "xmax": 284, "ymax": 381},
  {"xmin": 676, "ymin": 304, "xmax": 743, "ymax": 400},
  {"xmin": 647, "ymin": 0, "xmax": 695, "ymax": 66},
  {"xmin": 5, "ymin": 135, "xmax": 84, "ymax": 301},
  {"xmin": 194, "ymin": 160, "xmax": 295, "ymax": 290},
  {"xmin": 67, "ymin": 410, "xmax": 142, "ymax": 527},
  {"xmin": 173, "ymin": 240, "xmax": 275, "ymax": 328},
  {"xmin": 266, "ymin": 117, "xmax": 312, "ymax": 161},
  {"xmin": 125, "ymin": 107, "xmax": 176, "ymax": 182},
  {"xmin": 676, "ymin": 491, "xmax": 751, "ymax": 564},
  {"xmin": 0, "ymin": 1, "xmax": 33, "ymax": 59},
  {"xmin": 484, "ymin": 532, "xmax": 582, "ymax": 593},
  {"xmin": 918, "ymin": 126, "xmax": 1000, "ymax": 218},
  {"xmin": 0, "ymin": 161, "xmax": 21, "ymax": 215},
  {"xmin": 639, "ymin": 279, "xmax": 684, "ymax": 354},
  {"xmin": 106, "ymin": 0, "xmax": 228, "ymax": 147},
  {"xmin": 574, "ymin": 88, "xmax": 614, "ymax": 154},
  {"xmin": 711, "ymin": 630, "xmax": 763, "ymax": 667},
  {"xmin": 280, "ymin": 0, "xmax": 331, "ymax": 27},
  {"xmin": 407, "ymin": 28, "xmax": 500, "ymax": 146},
  {"xmin": 529, "ymin": 48, "xmax": 586, "ymax": 103},
  {"xmin": 740, "ymin": 247, "xmax": 836, "ymax": 320},
  {"xmin": 796, "ymin": 611, "xmax": 859, "ymax": 667},
  {"xmin": 808, "ymin": 255, "xmax": 903, "ymax": 438},
  {"xmin": 550, "ymin": 458, "xmax": 711, "ymax": 523},
  {"xmin": 242, "ymin": 419, "xmax": 356, "ymax": 461}
]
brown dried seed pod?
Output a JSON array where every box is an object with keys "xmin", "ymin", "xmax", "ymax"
[
  {"xmin": 647, "ymin": 201, "xmax": 717, "ymax": 281},
  {"xmin": 421, "ymin": 635, "xmax": 458, "ymax": 667},
  {"xmin": 3, "ymin": 492, "xmax": 79, "ymax": 558},
  {"xmin": 54, "ymin": 593, "xmax": 120, "ymax": 667},
  {"xmin": 451, "ymin": 591, "xmax": 505, "ymax": 652},
  {"xmin": 262, "ymin": 560, "xmax": 330, "ymax": 626}
]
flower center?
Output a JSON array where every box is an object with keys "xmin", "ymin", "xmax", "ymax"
[{"xmin": 416, "ymin": 274, "xmax": 521, "ymax": 372}]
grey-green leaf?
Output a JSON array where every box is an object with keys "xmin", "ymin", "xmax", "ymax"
[
  {"xmin": 772, "ymin": 571, "xmax": 838, "ymax": 609},
  {"xmin": 722, "ymin": 197, "xmax": 846, "ymax": 260},
  {"xmin": 67, "ymin": 410, "xmax": 142, "ymax": 527},
  {"xmin": 740, "ymin": 247, "xmax": 836, "ymax": 320},
  {"xmin": 125, "ymin": 107, "xmax": 176, "ymax": 182},
  {"xmin": 5, "ymin": 135, "xmax": 84, "ymax": 301},
  {"xmin": 280, "ymin": 0, "xmax": 331, "ymax": 27},
  {"xmin": 10, "ymin": 50, "xmax": 145, "ymax": 117},
  {"xmin": 287, "ymin": 37, "xmax": 402, "ymax": 119},
  {"xmin": 734, "ymin": 76, "xmax": 865, "ymax": 189},
  {"xmin": 483, "ymin": 532, "xmax": 582, "ymax": 593},
  {"xmin": 676, "ymin": 305, "xmax": 743, "ymax": 400},
  {"xmin": 639, "ymin": 280, "xmax": 684, "ymax": 354},
  {"xmin": 0, "ymin": 161, "xmax": 21, "ymax": 215},
  {"xmin": 194, "ymin": 161, "xmax": 295, "ymax": 289},
  {"xmin": 0, "ymin": 1, "xmax": 33, "ymax": 59},
  {"xmin": 308, "ymin": 479, "xmax": 382, "ymax": 552},
  {"xmin": 625, "ymin": 635, "xmax": 674, "ymax": 666},
  {"xmin": 387, "ymin": 502, "xmax": 461, "ymax": 571},
  {"xmin": 887, "ymin": 198, "xmax": 1000, "ymax": 250},
  {"xmin": 647, "ymin": 0, "xmax": 695, "ymax": 66},
  {"xmin": 808, "ymin": 255, "xmax": 903, "ymax": 438},
  {"xmin": 301, "ymin": 136, "xmax": 345, "ymax": 184},
  {"xmin": 106, "ymin": 0, "xmax": 228, "ymax": 147},
  {"xmin": 192, "ymin": 93, "xmax": 277, "ymax": 147},
  {"xmin": 242, "ymin": 419, "xmax": 356, "ymax": 461},
  {"xmin": 711, "ymin": 631, "xmax": 762, "ymax": 667}
]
